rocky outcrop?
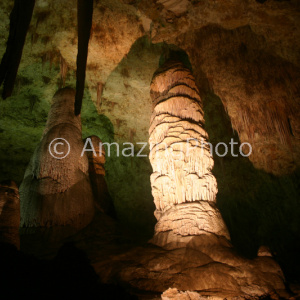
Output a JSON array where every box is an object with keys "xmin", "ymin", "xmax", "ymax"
[
  {"xmin": 161, "ymin": 288, "xmax": 202, "ymax": 300},
  {"xmin": 0, "ymin": 181, "xmax": 20, "ymax": 248},
  {"xmin": 20, "ymin": 88, "xmax": 94, "ymax": 228},
  {"xmin": 84, "ymin": 135, "xmax": 116, "ymax": 217},
  {"xmin": 91, "ymin": 232, "xmax": 288, "ymax": 299},
  {"xmin": 149, "ymin": 59, "xmax": 229, "ymax": 242},
  {"xmin": 178, "ymin": 25, "xmax": 300, "ymax": 175}
]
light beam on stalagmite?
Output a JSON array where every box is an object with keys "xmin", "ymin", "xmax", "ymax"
[{"xmin": 149, "ymin": 59, "xmax": 230, "ymax": 244}]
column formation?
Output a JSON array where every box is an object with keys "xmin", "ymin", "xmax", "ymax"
[{"xmin": 149, "ymin": 60, "xmax": 229, "ymax": 239}]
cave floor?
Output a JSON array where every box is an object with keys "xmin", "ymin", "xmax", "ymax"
[{"xmin": 19, "ymin": 213, "xmax": 300, "ymax": 300}]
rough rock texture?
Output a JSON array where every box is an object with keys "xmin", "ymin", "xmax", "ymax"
[
  {"xmin": 84, "ymin": 135, "xmax": 116, "ymax": 217},
  {"xmin": 0, "ymin": 181, "xmax": 20, "ymax": 248},
  {"xmin": 140, "ymin": 0, "xmax": 300, "ymax": 67},
  {"xmin": 92, "ymin": 230, "xmax": 288, "ymax": 299},
  {"xmin": 149, "ymin": 60, "xmax": 229, "ymax": 241},
  {"xmin": 20, "ymin": 88, "xmax": 94, "ymax": 228},
  {"xmin": 258, "ymin": 245, "xmax": 273, "ymax": 257},
  {"xmin": 161, "ymin": 287, "xmax": 282, "ymax": 300},
  {"xmin": 177, "ymin": 25, "xmax": 300, "ymax": 175},
  {"xmin": 161, "ymin": 288, "xmax": 217, "ymax": 300}
]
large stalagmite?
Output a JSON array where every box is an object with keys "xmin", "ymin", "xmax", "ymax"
[
  {"xmin": 149, "ymin": 59, "xmax": 229, "ymax": 244},
  {"xmin": 20, "ymin": 88, "xmax": 94, "ymax": 229},
  {"xmin": 93, "ymin": 58, "xmax": 288, "ymax": 297}
]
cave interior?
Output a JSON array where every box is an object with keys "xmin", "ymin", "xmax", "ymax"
[{"xmin": 0, "ymin": 0, "xmax": 300, "ymax": 299}]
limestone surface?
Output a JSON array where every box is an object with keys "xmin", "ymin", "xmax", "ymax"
[
  {"xmin": 149, "ymin": 60, "xmax": 229, "ymax": 240},
  {"xmin": 20, "ymin": 88, "xmax": 94, "ymax": 228}
]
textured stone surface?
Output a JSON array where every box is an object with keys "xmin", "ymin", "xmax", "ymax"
[
  {"xmin": 91, "ymin": 231, "xmax": 288, "ymax": 299},
  {"xmin": 149, "ymin": 60, "xmax": 229, "ymax": 240},
  {"xmin": 18, "ymin": 212, "xmax": 289, "ymax": 299},
  {"xmin": 161, "ymin": 288, "xmax": 220, "ymax": 300},
  {"xmin": 20, "ymin": 88, "xmax": 94, "ymax": 228},
  {"xmin": 84, "ymin": 135, "xmax": 116, "ymax": 217},
  {"xmin": 177, "ymin": 25, "xmax": 300, "ymax": 175},
  {"xmin": 140, "ymin": 0, "xmax": 300, "ymax": 67},
  {"xmin": 161, "ymin": 288, "xmax": 203, "ymax": 300},
  {"xmin": 0, "ymin": 181, "xmax": 20, "ymax": 248}
]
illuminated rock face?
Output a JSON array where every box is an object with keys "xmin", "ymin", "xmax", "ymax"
[
  {"xmin": 0, "ymin": 181, "xmax": 20, "ymax": 248},
  {"xmin": 20, "ymin": 88, "xmax": 94, "ymax": 228},
  {"xmin": 84, "ymin": 135, "xmax": 116, "ymax": 217},
  {"xmin": 149, "ymin": 60, "xmax": 229, "ymax": 240}
]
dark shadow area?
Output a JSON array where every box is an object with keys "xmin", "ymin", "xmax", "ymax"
[
  {"xmin": 0, "ymin": 241, "xmax": 138, "ymax": 299},
  {"xmin": 203, "ymin": 91, "xmax": 300, "ymax": 282}
]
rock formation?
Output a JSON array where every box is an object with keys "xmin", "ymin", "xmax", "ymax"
[
  {"xmin": 178, "ymin": 25, "xmax": 300, "ymax": 175},
  {"xmin": 149, "ymin": 59, "xmax": 229, "ymax": 245},
  {"xmin": 20, "ymin": 88, "xmax": 94, "ymax": 229},
  {"xmin": 0, "ymin": 180, "xmax": 20, "ymax": 249},
  {"xmin": 161, "ymin": 288, "xmax": 209, "ymax": 300},
  {"xmin": 97, "ymin": 58, "xmax": 287, "ymax": 298},
  {"xmin": 83, "ymin": 135, "xmax": 116, "ymax": 217}
]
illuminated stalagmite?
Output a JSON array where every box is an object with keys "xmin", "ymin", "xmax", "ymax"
[
  {"xmin": 96, "ymin": 61, "xmax": 287, "ymax": 297},
  {"xmin": 149, "ymin": 60, "xmax": 229, "ymax": 242},
  {"xmin": 20, "ymin": 88, "xmax": 94, "ymax": 228}
]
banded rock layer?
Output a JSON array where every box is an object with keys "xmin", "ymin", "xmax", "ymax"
[{"xmin": 149, "ymin": 60, "xmax": 229, "ymax": 240}]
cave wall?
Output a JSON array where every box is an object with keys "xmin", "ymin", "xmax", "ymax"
[{"xmin": 177, "ymin": 25, "xmax": 300, "ymax": 176}]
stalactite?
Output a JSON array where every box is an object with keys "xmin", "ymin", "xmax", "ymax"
[
  {"xmin": 75, "ymin": 0, "xmax": 94, "ymax": 115},
  {"xmin": 0, "ymin": 0, "xmax": 36, "ymax": 99},
  {"xmin": 149, "ymin": 60, "xmax": 229, "ymax": 241}
]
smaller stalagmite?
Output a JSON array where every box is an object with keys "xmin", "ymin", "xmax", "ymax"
[
  {"xmin": 83, "ymin": 135, "xmax": 116, "ymax": 217},
  {"xmin": 149, "ymin": 59, "xmax": 229, "ymax": 244},
  {"xmin": 20, "ymin": 88, "xmax": 94, "ymax": 229},
  {"xmin": 0, "ymin": 181, "xmax": 20, "ymax": 249}
]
